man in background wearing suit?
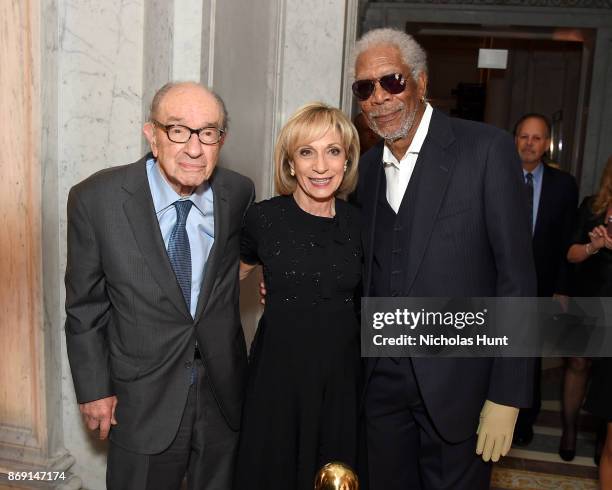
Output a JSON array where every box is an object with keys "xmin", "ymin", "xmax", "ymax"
[
  {"xmin": 65, "ymin": 82, "xmax": 254, "ymax": 490},
  {"xmin": 351, "ymin": 29, "xmax": 536, "ymax": 489},
  {"xmin": 512, "ymin": 113, "xmax": 578, "ymax": 449}
]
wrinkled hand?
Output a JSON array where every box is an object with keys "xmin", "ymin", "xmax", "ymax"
[
  {"xmin": 259, "ymin": 281, "xmax": 267, "ymax": 305},
  {"xmin": 476, "ymin": 400, "xmax": 519, "ymax": 462},
  {"xmin": 79, "ymin": 395, "xmax": 118, "ymax": 440}
]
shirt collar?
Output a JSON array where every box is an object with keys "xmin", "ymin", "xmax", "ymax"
[
  {"xmin": 523, "ymin": 162, "xmax": 544, "ymax": 181},
  {"xmin": 382, "ymin": 102, "xmax": 433, "ymax": 167},
  {"xmin": 146, "ymin": 157, "xmax": 212, "ymax": 215}
]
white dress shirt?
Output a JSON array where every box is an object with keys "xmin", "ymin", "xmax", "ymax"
[
  {"xmin": 146, "ymin": 158, "xmax": 215, "ymax": 317},
  {"xmin": 383, "ymin": 103, "xmax": 433, "ymax": 213}
]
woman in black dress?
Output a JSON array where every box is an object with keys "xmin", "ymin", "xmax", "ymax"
[
  {"xmin": 566, "ymin": 156, "xmax": 612, "ymax": 487},
  {"xmin": 235, "ymin": 102, "xmax": 362, "ymax": 490}
]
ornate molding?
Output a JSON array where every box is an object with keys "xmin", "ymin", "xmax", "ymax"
[{"xmin": 371, "ymin": 0, "xmax": 612, "ymax": 8}]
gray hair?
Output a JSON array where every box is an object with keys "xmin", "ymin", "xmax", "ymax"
[
  {"xmin": 149, "ymin": 81, "xmax": 229, "ymax": 131},
  {"xmin": 349, "ymin": 28, "xmax": 428, "ymax": 82}
]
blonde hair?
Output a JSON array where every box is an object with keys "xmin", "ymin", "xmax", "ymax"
[
  {"xmin": 592, "ymin": 155, "xmax": 612, "ymax": 215},
  {"xmin": 274, "ymin": 102, "xmax": 360, "ymax": 199}
]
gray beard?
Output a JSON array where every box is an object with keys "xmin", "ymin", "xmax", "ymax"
[{"xmin": 368, "ymin": 105, "xmax": 419, "ymax": 142}]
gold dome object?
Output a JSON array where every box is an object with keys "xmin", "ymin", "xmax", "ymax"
[{"xmin": 314, "ymin": 462, "xmax": 359, "ymax": 490}]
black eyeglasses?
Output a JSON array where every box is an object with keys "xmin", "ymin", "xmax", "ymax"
[
  {"xmin": 152, "ymin": 120, "xmax": 225, "ymax": 145},
  {"xmin": 351, "ymin": 73, "xmax": 407, "ymax": 101}
]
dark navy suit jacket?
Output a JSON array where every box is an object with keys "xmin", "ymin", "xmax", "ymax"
[
  {"xmin": 355, "ymin": 109, "xmax": 537, "ymax": 442},
  {"xmin": 531, "ymin": 164, "xmax": 578, "ymax": 297}
]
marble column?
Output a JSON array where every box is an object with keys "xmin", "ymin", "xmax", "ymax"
[
  {"xmin": 280, "ymin": 0, "xmax": 349, "ymax": 121},
  {"xmin": 0, "ymin": 0, "xmax": 45, "ymax": 472},
  {"xmin": 0, "ymin": 1, "xmax": 79, "ymax": 488},
  {"xmin": 56, "ymin": 1, "xmax": 145, "ymax": 488}
]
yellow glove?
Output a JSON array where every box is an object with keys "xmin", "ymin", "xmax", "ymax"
[{"xmin": 475, "ymin": 400, "xmax": 519, "ymax": 462}]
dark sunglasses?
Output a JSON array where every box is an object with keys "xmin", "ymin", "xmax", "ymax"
[{"xmin": 351, "ymin": 73, "xmax": 407, "ymax": 101}]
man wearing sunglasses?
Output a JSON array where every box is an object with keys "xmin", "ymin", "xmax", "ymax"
[
  {"xmin": 65, "ymin": 82, "xmax": 254, "ymax": 489},
  {"xmin": 352, "ymin": 29, "xmax": 537, "ymax": 489}
]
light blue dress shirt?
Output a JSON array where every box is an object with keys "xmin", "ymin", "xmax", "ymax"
[
  {"xmin": 146, "ymin": 158, "xmax": 215, "ymax": 317},
  {"xmin": 523, "ymin": 163, "xmax": 544, "ymax": 234}
]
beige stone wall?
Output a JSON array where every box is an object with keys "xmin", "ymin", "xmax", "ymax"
[{"xmin": 0, "ymin": 0, "xmax": 44, "ymax": 468}]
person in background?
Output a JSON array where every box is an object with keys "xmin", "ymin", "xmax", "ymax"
[
  {"xmin": 512, "ymin": 113, "xmax": 579, "ymax": 454},
  {"xmin": 567, "ymin": 155, "xmax": 612, "ymax": 487},
  {"xmin": 235, "ymin": 102, "xmax": 362, "ymax": 490}
]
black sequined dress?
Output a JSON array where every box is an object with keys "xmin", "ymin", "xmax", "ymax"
[{"xmin": 234, "ymin": 195, "xmax": 362, "ymax": 490}]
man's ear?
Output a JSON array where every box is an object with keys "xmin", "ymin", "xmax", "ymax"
[
  {"xmin": 143, "ymin": 122, "xmax": 158, "ymax": 157},
  {"xmin": 417, "ymin": 71, "xmax": 428, "ymax": 101},
  {"xmin": 219, "ymin": 132, "xmax": 227, "ymax": 149}
]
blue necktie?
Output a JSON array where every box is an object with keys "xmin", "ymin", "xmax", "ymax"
[
  {"xmin": 525, "ymin": 173, "xmax": 534, "ymax": 233},
  {"xmin": 168, "ymin": 200, "xmax": 193, "ymax": 313}
]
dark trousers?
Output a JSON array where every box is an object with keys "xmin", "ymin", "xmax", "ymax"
[
  {"xmin": 106, "ymin": 360, "xmax": 239, "ymax": 490},
  {"xmin": 516, "ymin": 357, "xmax": 542, "ymax": 432},
  {"xmin": 364, "ymin": 358, "xmax": 491, "ymax": 490}
]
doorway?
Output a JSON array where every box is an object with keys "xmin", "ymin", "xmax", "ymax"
[{"xmin": 408, "ymin": 23, "xmax": 594, "ymax": 179}]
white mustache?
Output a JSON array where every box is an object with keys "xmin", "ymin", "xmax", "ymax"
[{"xmin": 368, "ymin": 104, "xmax": 404, "ymax": 118}]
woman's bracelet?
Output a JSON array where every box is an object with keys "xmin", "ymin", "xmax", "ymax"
[{"xmin": 586, "ymin": 243, "xmax": 599, "ymax": 255}]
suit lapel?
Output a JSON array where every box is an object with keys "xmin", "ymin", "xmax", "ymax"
[
  {"xmin": 403, "ymin": 110, "xmax": 457, "ymax": 294},
  {"xmin": 193, "ymin": 173, "xmax": 229, "ymax": 323},
  {"xmin": 360, "ymin": 143, "xmax": 384, "ymax": 295},
  {"xmin": 122, "ymin": 158, "xmax": 191, "ymax": 319}
]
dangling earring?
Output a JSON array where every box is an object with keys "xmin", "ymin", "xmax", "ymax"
[
  {"xmin": 344, "ymin": 161, "xmax": 348, "ymax": 173},
  {"xmin": 290, "ymin": 166, "xmax": 295, "ymax": 177}
]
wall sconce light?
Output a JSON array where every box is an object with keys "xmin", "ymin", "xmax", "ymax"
[{"xmin": 477, "ymin": 49, "xmax": 508, "ymax": 69}]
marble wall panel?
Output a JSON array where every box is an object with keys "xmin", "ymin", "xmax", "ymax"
[
  {"xmin": 173, "ymin": 0, "xmax": 203, "ymax": 81},
  {"xmin": 57, "ymin": 1, "xmax": 145, "ymax": 488},
  {"xmin": 142, "ymin": 0, "xmax": 173, "ymax": 134},
  {"xmin": 58, "ymin": 0, "xmax": 145, "ymax": 191},
  {"xmin": 281, "ymin": 0, "xmax": 347, "ymax": 121}
]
